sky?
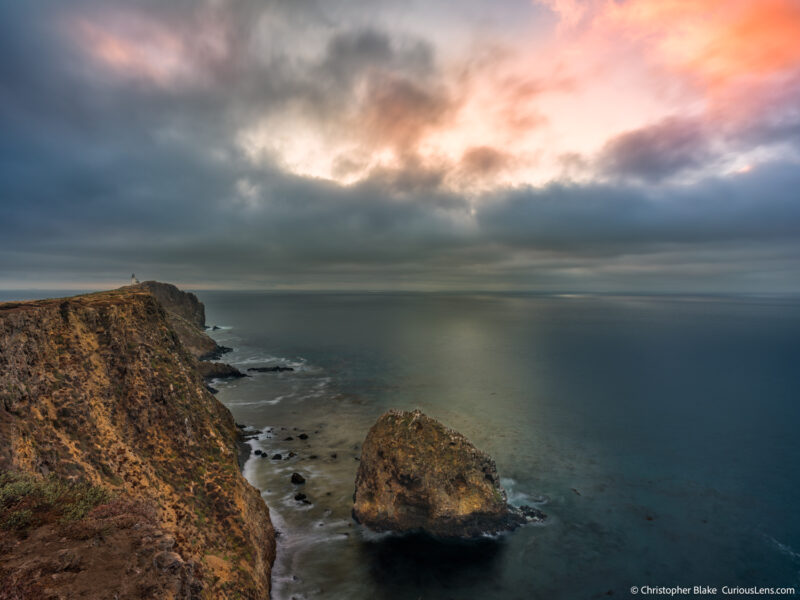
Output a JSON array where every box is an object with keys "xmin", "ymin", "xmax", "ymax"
[{"xmin": 2, "ymin": 0, "xmax": 800, "ymax": 292}]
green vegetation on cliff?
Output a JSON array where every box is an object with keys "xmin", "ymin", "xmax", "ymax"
[{"xmin": 0, "ymin": 471, "xmax": 111, "ymax": 531}]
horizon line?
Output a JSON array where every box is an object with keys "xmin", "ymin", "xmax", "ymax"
[{"xmin": 2, "ymin": 285, "xmax": 800, "ymax": 300}]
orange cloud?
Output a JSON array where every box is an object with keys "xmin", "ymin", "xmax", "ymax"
[
  {"xmin": 244, "ymin": 1, "xmax": 800, "ymax": 188},
  {"xmin": 697, "ymin": 1, "xmax": 800, "ymax": 85},
  {"xmin": 600, "ymin": 0, "xmax": 800, "ymax": 91},
  {"xmin": 360, "ymin": 75, "xmax": 456, "ymax": 155}
]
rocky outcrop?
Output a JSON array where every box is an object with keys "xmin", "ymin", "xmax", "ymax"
[
  {"xmin": 198, "ymin": 361, "xmax": 246, "ymax": 380},
  {"xmin": 170, "ymin": 315, "xmax": 219, "ymax": 360},
  {"xmin": 353, "ymin": 409, "xmax": 540, "ymax": 537},
  {"xmin": 135, "ymin": 281, "xmax": 222, "ymax": 360},
  {"xmin": 199, "ymin": 345, "xmax": 233, "ymax": 362},
  {"xmin": 0, "ymin": 287, "xmax": 275, "ymax": 599},
  {"xmin": 139, "ymin": 281, "xmax": 205, "ymax": 329}
]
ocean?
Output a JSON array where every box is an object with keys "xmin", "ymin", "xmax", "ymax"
[{"xmin": 198, "ymin": 291, "xmax": 800, "ymax": 600}]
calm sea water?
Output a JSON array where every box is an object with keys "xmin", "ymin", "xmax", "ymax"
[
  {"xmin": 197, "ymin": 292, "xmax": 800, "ymax": 600},
  {"xmin": 3, "ymin": 290, "xmax": 798, "ymax": 598}
]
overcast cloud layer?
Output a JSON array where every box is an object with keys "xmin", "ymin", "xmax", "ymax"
[{"xmin": 1, "ymin": 0, "xmax": 799, "ymax": 292}]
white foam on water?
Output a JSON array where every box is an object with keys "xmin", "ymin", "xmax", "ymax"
[
  {"xmin": 502, "ymin": 477, "xmax": 529, "ymax": 505},
  {"xmin": 207, "ymin": 330, "xmax": 240, "ymax": 346},
  {"xmin": 305, "ymin": 377, "xmax": 332, "ymax": 398},
  {"xmin": 240, "ymin": 426, "xmax": 287, "ymax": 482},
  {"xmin": 268, "ymin": 501, "xmax": 353, "ymax": 600},
  {"xmin": 234, "ymin": 354, "xmax": 313, "ymax": 372},
  {"xmin": 241, "ymin": 437, "xmax": 263, "ymax": 483},
  {"xmin": 224, "ymin": 398, "xmax": 283, "ymax": 407},
  {"xmin": 263, "ymin": 506, "xmax": 299, "ymax": 600},
  {"xmin": 766, "ymin": 535, "xmax": 800, "ymax": 562},
  {"xmin": 356, "ymin": 525, "xmax": 396, "ymax": 542},
  {"xmin": 280, "ymin": 493, "xmax": 315, "ymax": 512}
]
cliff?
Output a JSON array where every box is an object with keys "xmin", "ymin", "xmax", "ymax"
[
  {"xmin": 139, "ymin": 281, "xmax": 206, "ymax": 330},
  {"xmin": 135, "ymin": 281, "xmax": 222, "ymax": 360},
  {"xmin": 0, "ymin": 287, "xmax": 275, "ymax": 599}
]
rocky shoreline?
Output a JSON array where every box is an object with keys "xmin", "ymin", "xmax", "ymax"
[
  {"xmin": 148, "ymin": 282, "xmax": 544, "ymax": 542},
  {"xmin": 0, "ymin": 283, "xmax": 550, "ymax": 598}
]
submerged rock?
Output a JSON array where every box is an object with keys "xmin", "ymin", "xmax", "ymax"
[
  {"xmin": 519, "ymin": 505, "xmax": 547, "ymax": 523},
  {"xmin": 290, "ymin": 473, "xmax": 306, "ymax": 485},
  {"xmin": 352, "ymin": 409, "xmax": 540, "ymax": 537},
  {"xmin": 247, "ymin": 366, "xmax": 294, "ymax": 373}
]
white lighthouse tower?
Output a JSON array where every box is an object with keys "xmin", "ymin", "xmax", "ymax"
[{"xmin": 131, "ymin": 273, "xmax": 140, "ymax": 285}]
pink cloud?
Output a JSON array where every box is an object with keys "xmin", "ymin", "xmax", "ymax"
[{"xmin": 67, "ymin": 10, "xmax": 229, "ymax": 89}]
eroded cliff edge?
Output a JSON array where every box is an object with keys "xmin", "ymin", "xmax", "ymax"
[
  {"xmin": 0, "ymin": 287, "xmax": 275, "ymax": 599},
  {"xmin": 138, "ymin": 280, "xmax": 219, "ymax": 360}
]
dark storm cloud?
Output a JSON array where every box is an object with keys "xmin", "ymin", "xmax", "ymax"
[
  {"xmin": 0, "ymin": 0, "xmax": 799, "ymax": 292},
  {"xmin": 318, "ymin": 30, "xmax": 435, "ymax": 88},
  {"xmin": 598, "ymin": 117, "xmax": 712, "ymax": 182},
  {"xmin": 478, "ymin": 161, "xmax": 800, "ymax": 250},
  {"xmin": 596, "ymin": 73, "xmax": 800, "ymax": 184},
  {"xmin": 5, "ymin": 143, "xmax": 798, "ymax": 291}
]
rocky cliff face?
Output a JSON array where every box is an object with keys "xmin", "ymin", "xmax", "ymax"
[
  {"xmin": 136, "ymin": 281, "xmax": 219, "ymax": 360},
  {"xmin": 0, "ymin": 288, "xmax": 275, "ymax": 599},
  {"xmin": 139, "ymin": 281, "xmax": 206, "ymax": 329},
  {"xmin": 353, "ymin": 409, "xmax": 534, "ymax": 538}
]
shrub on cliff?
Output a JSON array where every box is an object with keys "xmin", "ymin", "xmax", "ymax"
[{"xmin": 0, "ymin": 471, "xmax": 112, "ymax": 532}]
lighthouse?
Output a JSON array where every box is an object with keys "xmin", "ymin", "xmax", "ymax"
[{"xmin": 131, "ymin": 273, "xmax": 140, "ymax": 285}]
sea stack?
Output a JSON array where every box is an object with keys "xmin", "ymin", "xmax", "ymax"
[{"xmin": 353, "ymin": 409, "xmax": 539, "ymax": 537}]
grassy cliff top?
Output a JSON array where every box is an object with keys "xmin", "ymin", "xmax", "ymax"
[{"xmin": 0, "ymin": 286, "xmax": 150, "ymax": 313}]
